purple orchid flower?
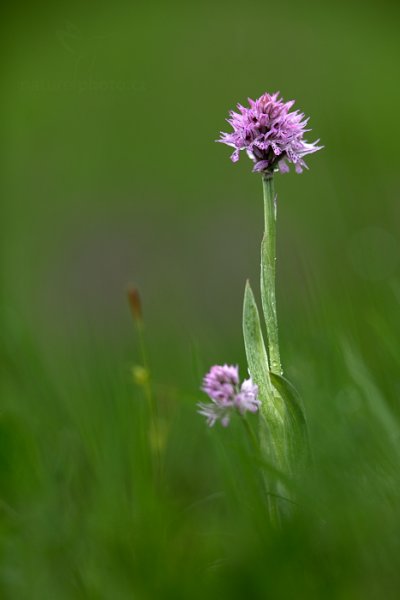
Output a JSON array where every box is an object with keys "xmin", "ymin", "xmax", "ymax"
[{"xmin": 218, "ymin": 91, "xmax": 322, "ymax": 174}]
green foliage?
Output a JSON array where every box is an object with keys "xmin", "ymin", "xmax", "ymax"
[
  {"xmin": 1, "ymin": 312, "xmax": 400, "ymax": 598},
  {"xmin": 243, "ymin": 173, "xmax": 309, "ymax": 507},
  {"xmin": 269, "ymin": 372, "xmax": 310, "ymax": 476}
]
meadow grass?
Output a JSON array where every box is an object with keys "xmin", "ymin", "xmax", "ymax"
[{"xmin": 1, "ymin": 293, "xmax": 400, "ymax": 600}]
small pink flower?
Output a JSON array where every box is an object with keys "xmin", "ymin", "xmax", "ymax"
[
  {"xmin": 235, "ymin": 378, "xmax": 260, "ymax": 415},
  {"xmin": 198, "ymin": 365, "xmax": 260, "ymax": 427}
]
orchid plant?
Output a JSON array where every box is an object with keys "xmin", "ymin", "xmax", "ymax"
[{"xmin": 199, "ymin": 91, "xmax": 322, "ymax": 522}]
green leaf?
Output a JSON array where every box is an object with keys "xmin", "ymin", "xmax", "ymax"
[
  {"xmin": 242, "ymin": 280, "xmax": 271, "ymax": 391},
  {"xmin": 269, "ymin": 372, "xmax": 311, "ymax": 473},
  {"xmin": 242, "ymin": 281, "xmax": 286, "ymax": 464}
]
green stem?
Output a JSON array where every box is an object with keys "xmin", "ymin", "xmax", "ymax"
[
  {"xmin": 135, "ymin": 319, "xmax": 162, "ymax": 477},
  {"xmin": 261, "ymin": 175, "xmax": 282, "ymax": 375}
]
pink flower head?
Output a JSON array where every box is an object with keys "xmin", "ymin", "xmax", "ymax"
[
  {"xmin": 218, "ymin": 91, "xmax": 322, "ymax": 174},
  {"xmin": 235, "ymin": 378, "xmax": 260, "ymax": 415},
  {"xmin": 198, "ymin": 365, "xmax": 260, "ymax": 427}
]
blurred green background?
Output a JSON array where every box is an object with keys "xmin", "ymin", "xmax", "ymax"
[{"xmin": 1, "ymin": 0, "xmax": 400, "ymax": 598}]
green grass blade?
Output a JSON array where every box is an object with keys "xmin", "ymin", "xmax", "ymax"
[{"xmin": 343, "ymin": 342, "xmax": 400, "ymax": 449}]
